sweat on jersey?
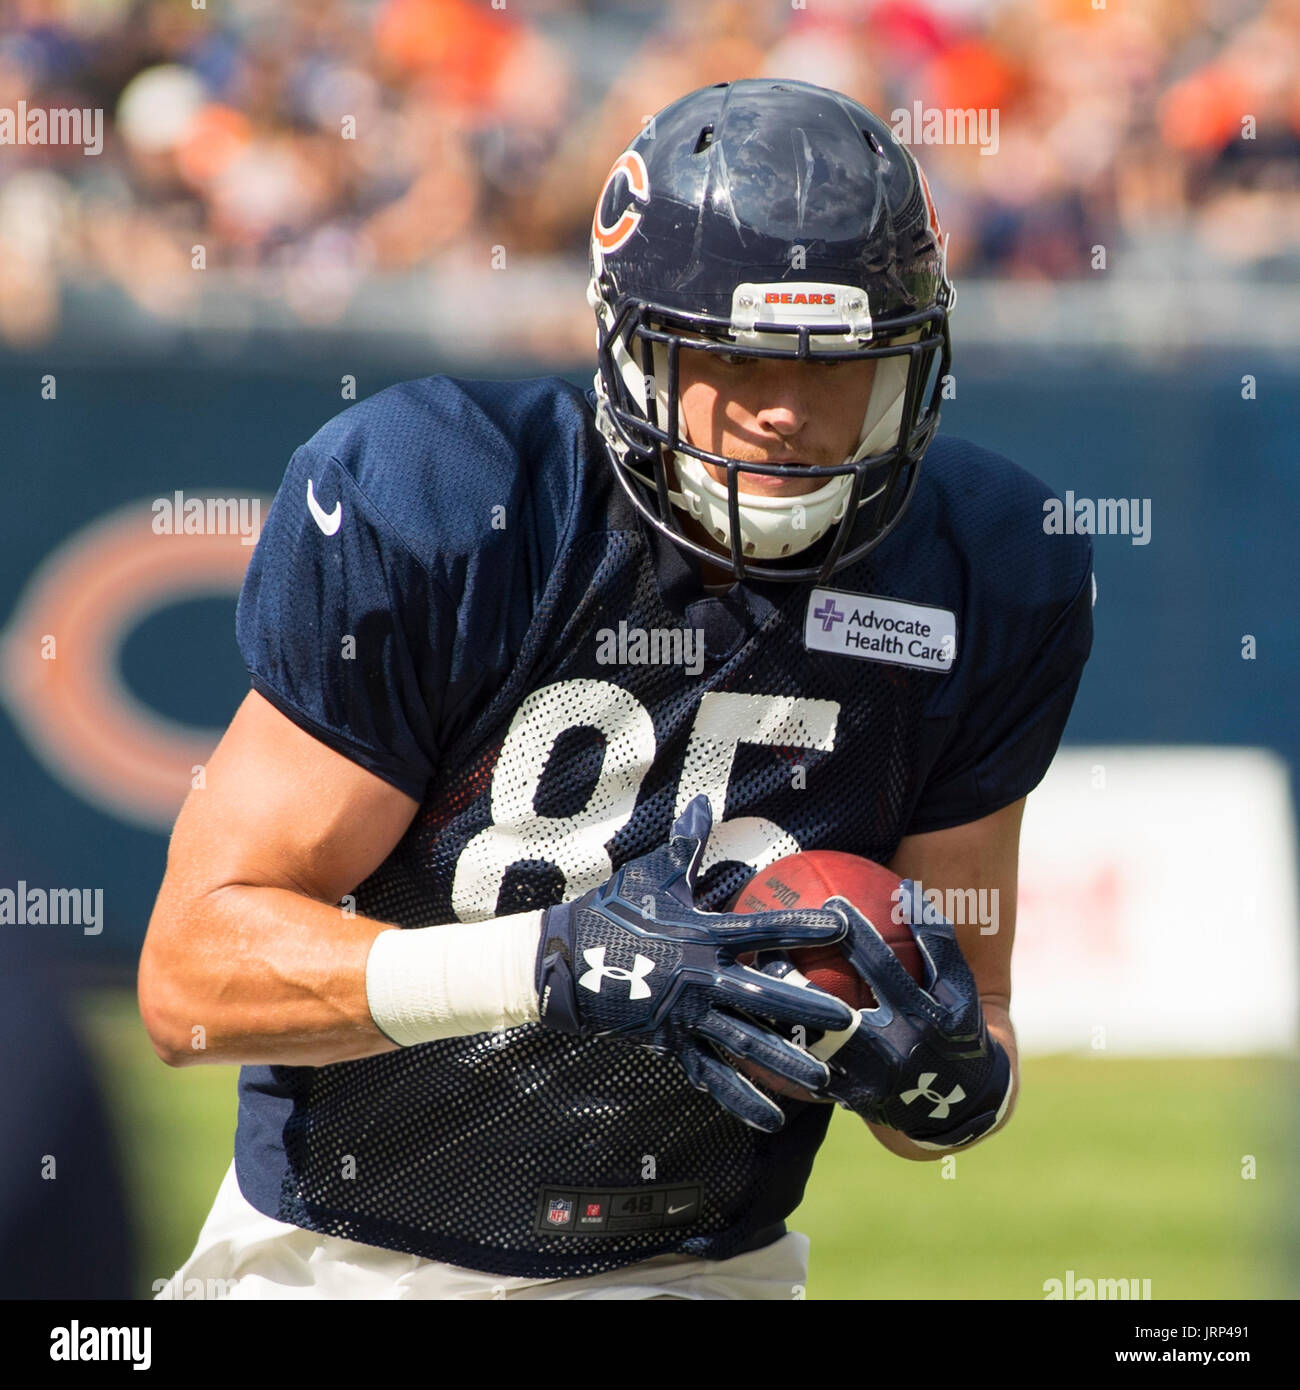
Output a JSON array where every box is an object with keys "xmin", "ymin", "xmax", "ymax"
[{"xmin": 232, "ymin": 374, "xmax": 1093, "ymax": 1280}]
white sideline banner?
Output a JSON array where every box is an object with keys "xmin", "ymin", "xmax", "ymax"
[{"xmin": 1011, "ymin": 747, "xmax": 1298, "ymax": 1056}]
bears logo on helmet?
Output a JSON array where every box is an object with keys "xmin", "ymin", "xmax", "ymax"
[{"xmin": 592, "ymin": 150, "xmax": 650, "ymax": 257}]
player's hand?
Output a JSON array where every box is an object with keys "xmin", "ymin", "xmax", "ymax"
[
  {"xmin": 771, "ymin": 882, "xmax": 1013, "ymax": 1148},
  {"xmin": 535, "ymin": 795, "xmax": 856, "ymax": 1133}
]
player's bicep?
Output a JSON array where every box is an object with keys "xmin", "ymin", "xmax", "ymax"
[{"xmin": 162, "ymin": 689, "xmax": 420, "ymax": 907}]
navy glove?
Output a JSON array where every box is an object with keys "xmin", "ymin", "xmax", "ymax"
[
  {"xmin": 769, "ymin": 881, "xmax": 1013, "ymax": 1149},
  {"xmin": 536, "ymin": 795, "xmax": 856, "ymax": 1133}
]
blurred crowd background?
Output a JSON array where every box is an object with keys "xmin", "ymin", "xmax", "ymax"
[{"xmin": 1, "ymin": 0, "xmax": 1297, "ymax": 351}]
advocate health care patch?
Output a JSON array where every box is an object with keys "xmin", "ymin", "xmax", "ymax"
[{"xmin": 804, "ymin": 588, "xmax": 957, "ymax": 673}]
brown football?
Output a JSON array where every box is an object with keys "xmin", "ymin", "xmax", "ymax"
[{"xmin": 731, "ymin": 850, "xmax": 926, "ymax": 1100}]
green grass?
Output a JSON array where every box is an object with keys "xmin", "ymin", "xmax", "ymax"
[
  {"xmin": 797, "ymin": 1055, "xmax": 1298, "ymax": 1300},
  {"xmin": 77, "ymin": 989, "xmax": 1297, "ymax": 1300}
]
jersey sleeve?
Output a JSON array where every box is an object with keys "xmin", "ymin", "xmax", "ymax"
[
  {"xmin": 236, "ymin": 442, "xmax": 449, "ymax": 802},
  {"xmin": 906, "ymin": 546, "xmax": 1094, "ymax": 834}
]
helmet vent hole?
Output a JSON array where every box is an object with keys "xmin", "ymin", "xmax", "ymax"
[
  {"xmin": 693, "ymin": 125, "xmax": 715, "ymax": 155},
  {"xmin": 862, "ymin": 128, "xmax": 884, "ymax": 155}
]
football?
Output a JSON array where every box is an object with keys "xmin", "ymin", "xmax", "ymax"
[
  {"xmin": 729, "ymin": 850, "xmax": 927, "ymax": 1101},
  {"xmin": 733, "ymin": 850, "xmax": 926, "ymax": 1010}
]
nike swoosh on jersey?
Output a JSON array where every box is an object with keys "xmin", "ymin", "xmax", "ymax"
[{"xmin": 306, "ymin": 478, "xmax": 342, "ymax": 535}]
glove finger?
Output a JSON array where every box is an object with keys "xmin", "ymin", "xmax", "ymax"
[
  {"xmin": 669, "ymin": 793, "xmax": 713, "ymax": 845},
  {"xmin": 744, "ymin": 958, "xmax": 863, "ymax": 1065},
  {"xmin": 713, "ymin": 965, "xmax": 854, "ymax": 1032},
  {"xmin": 668, "ymin": 794, "xmax": 713, "ymax": 896},
  {"xmin": 712, "ymin": 905, "xmax": 848, "ymax": 950},
  {"xmin": 893, "ymin": 881, "xmax": 981, "ymax": 1018},
  {"xmin": 693, "ymin": 1009, "xmax": 830, "ymax": 1093},
  {"xmin": 828, "ymin": 895, "xmax": 947, "ymax": 1014},
  {"xmin": 680, "ymin": 1043, "xmax": 786, "ymax": 1134},
  {"xmin": 751, "ymin": 951, "xmax": 797, "ymax": 979},
  {"xmin": 678, "ymin": 1042, "xmax": 712, "ymax": 1094}
]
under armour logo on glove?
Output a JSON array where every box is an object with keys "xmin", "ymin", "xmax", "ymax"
[
  {"xmin": 754, "ymin": 882, "xmax": 1013, "ymax": 1149},
  {"xmin": 579, "ymin": 947, "xmax": 655, "ymax": 1000},
  {"xmin": 534, "ymin": 795, "xmax": 855, "ymax": 1133},
  {"xmin": 899, "ymin": 1072, "xmax": 967, "ymax": 1121}
]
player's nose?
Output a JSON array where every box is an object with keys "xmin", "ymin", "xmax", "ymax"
[
  {"xmin": 751, "ymin": 377, "xmax": 814, "ymax": 440},
  {"xmin": 754, "ymin": 404, "xmax": 805, "ymax": 438}
]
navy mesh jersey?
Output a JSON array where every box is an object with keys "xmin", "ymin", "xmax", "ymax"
[{"xmin": 233, "ymin": 374, "xmax": 1093, "ymax": 1279}]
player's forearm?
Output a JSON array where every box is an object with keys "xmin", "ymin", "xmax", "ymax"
[
  {"xmin": 139, "ymin": 881, "xmax": 404, "ymax": 1068},
  {"xmin": 140, "ymin": 883, "xmax": 546, "ymax": 1068},
  {"xmin": 865, "ymin": 1000, "xmax": 1019, "ymax": 1161}
]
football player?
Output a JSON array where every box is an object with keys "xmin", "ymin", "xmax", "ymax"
[{"xmin": 141, "ymin": 79, "xmax": 1092, "ymax": 1300}]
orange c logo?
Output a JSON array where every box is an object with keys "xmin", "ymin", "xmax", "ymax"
[
  {"xmin": 0, "ymin": 498, "xmax": 267, "ymax": 831},
  {"xmin": 592, "ymin": 150, "xmax": 650, "ymax": 256}
]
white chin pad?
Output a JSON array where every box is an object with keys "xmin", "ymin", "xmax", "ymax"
[{"xmin": 672, "ymin": 455, "xmax": 853, "ymax": 559}]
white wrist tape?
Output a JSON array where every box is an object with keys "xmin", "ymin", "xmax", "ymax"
[{"xmin": 365, "ymin": 909, "xmax": 543, "ymax": 1047}]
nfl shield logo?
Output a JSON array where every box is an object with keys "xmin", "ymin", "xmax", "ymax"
[{"xmin": 546, "ymin": 1198, "xmax": 573, "ymax": 1228}]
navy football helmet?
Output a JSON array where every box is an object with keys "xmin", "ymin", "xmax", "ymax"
[{"xmin": 587, "ymin": 79, "xmax": 954, "ymax": 583}]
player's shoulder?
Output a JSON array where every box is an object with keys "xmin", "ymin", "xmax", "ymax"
[
  {"xmin": 295, "ymin": 373, "xmax": 593, "ymax": 568},
  {"xmin": 917, "ymin": 433, "xmax": 1093, "ymax": 611},
  {"xmin": 305, "ymin": 372, "xmax": 591, "ymax": 459}
]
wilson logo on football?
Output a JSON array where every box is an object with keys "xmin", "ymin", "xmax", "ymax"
[
  {"xmin": 592, "ymin": 150, "xmax": 649, "ymax": 255},
  {"xmin": 578, "ymin": 946, "xmax": 655, "ymax": 999}
]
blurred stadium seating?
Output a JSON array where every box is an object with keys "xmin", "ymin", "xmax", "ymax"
[{"xmin": 1, "ymin": 0, "xmax": 1299, "ymax": 350}]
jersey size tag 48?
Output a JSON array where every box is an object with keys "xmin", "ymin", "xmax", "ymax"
[
  {"xmin": 804, "ymin": 588, "xmax": 957, "ymax": 673},
  {"xmin": 535, "ymin": 1183, "xmax": 703, "ymax": 1236}
]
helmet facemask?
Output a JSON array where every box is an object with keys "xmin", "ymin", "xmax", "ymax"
[{"xmin": 589, "ymin": 279, "xmax": 951, "ymax": 583}]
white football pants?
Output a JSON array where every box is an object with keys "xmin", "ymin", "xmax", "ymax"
[{"xmin": 155, "ymin": 1161, "xmax": 811, "ymax": 1300}]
